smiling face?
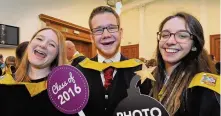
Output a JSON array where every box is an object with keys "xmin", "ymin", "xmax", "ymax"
[
  {"xmin": 159, "ymin": 17, "xmax": 193, "ymax": 66},
  {"xmin": 27, "ymin": 29, "xmax": 58, "ymax": 68},
  {"xmin": 91, "ymin": 13, "xmax": 122, "ymax": 59}
]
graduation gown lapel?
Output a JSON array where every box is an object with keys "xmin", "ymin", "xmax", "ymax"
[
  {"xmin": 81, "ymin": 55, "xmax": 141, "ymax": 116},
  {"xmin": 106, "ymin": 55, "xmax": 136, "ymax": 115},
  {"xmin": 80, "ymin": 56, "xmax": 106, "ymax": 115},
  {"xmin": 90, "ymin": 56, "xmax": 105, "ymax": 97}
]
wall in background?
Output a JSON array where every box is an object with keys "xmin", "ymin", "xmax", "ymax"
[
  {"xmin": 0, "ymin": 0, "xmax": 106, "ymax": 58},
  {"xmin": 120, "ymin": 0, "xmax": 220, "ymax": 59}
]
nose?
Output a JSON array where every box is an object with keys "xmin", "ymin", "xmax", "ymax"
[
  {"xmin": 166, "ymin": 34, "xmax": 177, "ymax": 45},
  {"xmin": 39, "ymin": 41, "xmax": 47, "ymax": 49},
  {"xmin": 102, "ymin": 28, "xmax": 111, "ymax": 39}
]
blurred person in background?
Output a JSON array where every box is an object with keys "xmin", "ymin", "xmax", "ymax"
[{"xmin": 15, "ymin": 41, "xmax": 29, "ymax": 68}]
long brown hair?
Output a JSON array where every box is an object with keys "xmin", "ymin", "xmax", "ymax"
[
  {"xmin": 15, "ymin": 27, "xmax": 67, "ymax": 82},
  {"xmin": 152, "ymin": 12, "xmax": 217, "ymax": 115}
]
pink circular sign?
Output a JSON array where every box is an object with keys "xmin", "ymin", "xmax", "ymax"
[{"xmin": 47, "ymin": 65, "xmax": 89, "ymax": 114}]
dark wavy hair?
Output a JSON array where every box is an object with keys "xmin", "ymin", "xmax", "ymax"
[{"xmin": 152, "ymin": 12, "xmax": 217, "ymax": 115}]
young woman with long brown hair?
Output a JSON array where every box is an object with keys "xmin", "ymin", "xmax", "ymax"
[
  {"xmin": 151, "ymin": 12, "xmax": 220, "ymax": 116},
  {"xmin": 0, "ymin": 27, "xmax": 70, "ymax": 115}
]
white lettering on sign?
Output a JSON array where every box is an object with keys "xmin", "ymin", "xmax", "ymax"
[
  {"xmin": 116, "ymin": 107, "xmax": 162, "ymax": 116},
  {"xmin": 51, "ymin": 72, "xmax": 82, "ymax": 105},
  {"xmin": 52, "ymin": 81, "xmax": 68, "ymax": 95}
]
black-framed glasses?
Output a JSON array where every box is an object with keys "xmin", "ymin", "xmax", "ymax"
[
  {"xmin": 157, "ymin": 30, "xmax": 193, "ymax": 43},
  {"xmin": 91, "ymin": 25, "xmax": 119, "ymax": 35}
]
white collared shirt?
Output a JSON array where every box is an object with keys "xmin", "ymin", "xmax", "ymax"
[{"xmin": 98, "ymin": 52, "xmax": 121, "ymax": 85}]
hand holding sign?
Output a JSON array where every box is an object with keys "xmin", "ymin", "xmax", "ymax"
[
  {"xmin": 47, "ymin": 65, "xmax": 89, "ymax": 115},
  {"xmin": 113, "ymin": 75, "xmax": 169, "ymax": 116}
]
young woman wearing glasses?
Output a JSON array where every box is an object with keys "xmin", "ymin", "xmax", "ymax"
[{"xmin": 150, "ymin": 12, "xmax": 220, "ymax": 116}]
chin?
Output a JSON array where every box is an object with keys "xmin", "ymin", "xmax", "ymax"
[
  {"xmin": 99, "ymin": 51, "xmax": 115, "ymax": 58},
  {"xmin": 165, "ymin": 60, "xmax": 180, "ymax": 65},
  {"xmin": 103, "ymin": 52, "xmax": 114, "ymax": 56},
  {"xmin": 30, "ymin": 61, "xmax": 49, "ymax": 68},
  {"xmin": 106, "ymin": 50, "xmax": 118, "ymax": 55}
]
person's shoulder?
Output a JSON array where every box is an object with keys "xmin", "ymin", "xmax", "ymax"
[
  {"xmin": 128, "ymin": 58, "xmax": 143, "ymax": 70},
  {"xmin": 71, "ymin": 55, "xmax": 86, "ymax": 66},
  {"xmin": 187, "ymin": 73, "xmax": 220, "ymax": 110},
  {"xmin": 120, "ymin": 54, "xmax": 128, "ymax": 60},
  {"xmin": 76, "ymin": 55, "xmax": 86, "ymax": 61},
  {"xmin": 75, "ymin": 58, "xmax": 98, "ymax": 74},
  {"xmin": 188, "ymin": 72, "xmax": 219, "ymax": 94},
  {"xmin": 0, "ymin": 74, "xmax": 15, "ymax": 84},
  {"xmin": 184, "ymin": 85, "xmax": 220, "ymax": 116}
]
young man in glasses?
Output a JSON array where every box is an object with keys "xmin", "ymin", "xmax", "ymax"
[{"xmin": 76, "ymin": 6, "xmax": 150, "ymax": 116}]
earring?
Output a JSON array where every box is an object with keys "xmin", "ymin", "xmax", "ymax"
[{"xmin": 191, "ymin": 47, "xmax": 197, "ymax": 51}]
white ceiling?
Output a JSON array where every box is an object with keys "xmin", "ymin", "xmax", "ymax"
[
  {"xmin": 106, "ymin": 0, "xmax": 156, "ymax": 11},
  {"xmin": 0, "ymin": 0, "xmax": 155, "ymax": 24}
]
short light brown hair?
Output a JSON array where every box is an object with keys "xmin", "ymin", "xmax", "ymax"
[{"xmin": 89, "ymin": 6, "xmax": 120, "ymax": 30}]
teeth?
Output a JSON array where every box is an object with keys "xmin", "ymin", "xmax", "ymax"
[
  {"xmin": 102, "ymin": 41, "xmax": 114, "ymax": 45},
  {"xmin": 39, "ymin": 51, "xmax": 45, "ymax": 55},
  {"xmin": 165, "ymin": 49, "xmax": 178, "ymax": 53},
  {"xmin": 34, "ymin": 50, "xmax": 46, "ymax": 56},
  {"xmin": 37, "ymin": 50, "xmax": 42, "ymax": 53}
]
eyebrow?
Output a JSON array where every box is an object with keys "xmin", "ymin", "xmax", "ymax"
[
  {"xmin": 35, "ymin": 35, "xmax": 45, "ymax": 38},
  {"xmin": 162, "ymin": 29, "xmax": 188, "ymax": 32},
  {"xmin": 35, "ymin": 35, "xmax": 58, "ymax": 46},
  {"xmin": 49, "ymin": 40, "xmax": 58, "ymax": 46},
  {"xmin": 93, "ymin": 24, "xmax": 118, "ymax": 29}
]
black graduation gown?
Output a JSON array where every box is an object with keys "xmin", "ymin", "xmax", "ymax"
[
  {"xmin": 0, "ymin": 77, "xmax": 73, "ymax": 116},
  {"xmin": 71, "ymin": 56, "xmax": 86, "ymax": 67},
  {"xmin": 145, "ymin": 78, "xmax": 220, "ymax": 116},
  {"xmin": 175, "ymin": 86, "xmax": 220, "ymax": 116},
  {"xmin": 75, "ymin": 54, "xmax": 151, "ymax": 116}
]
